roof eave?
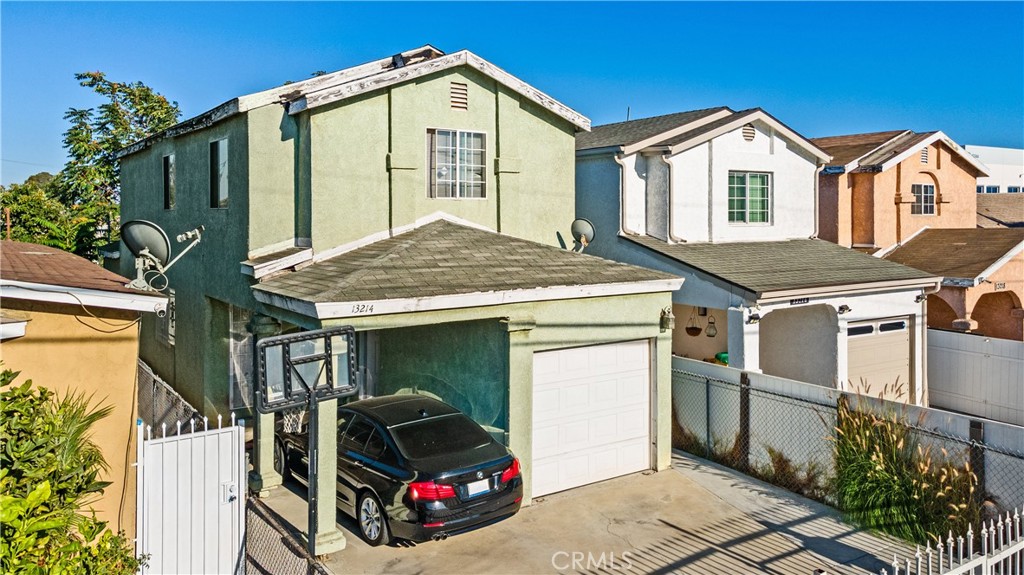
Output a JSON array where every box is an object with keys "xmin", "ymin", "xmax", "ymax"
[
  {"xmin": 666, "ymin": 109, "xmax": 832, "ymax": 163},
  {"xmin": 756, "ymin": 276, "xmax": 942, "ymax": 303},
  {"xmin": 0, "ymin": 280, "xmax": 168, "ymax": 314},
  {"xmin": 253, "ymin": 278, "xmax": 684, "ymax": 320},
  {"xmin": 576, "ymin": 145, "xmax": 625, "ymax": 157},
  {"xmin": 878, "ymin": 131, "xmax": 991, "ymax": 175}
]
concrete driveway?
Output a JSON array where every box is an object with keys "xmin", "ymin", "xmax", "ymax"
[{"xmin": 258, "ymin": 452, "xmax": 912, "ymax": 574}]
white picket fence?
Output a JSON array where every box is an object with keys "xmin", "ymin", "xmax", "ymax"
[
  {"xmin": 136, "ymin": 415, "xmax": 246, "ymax": 575},
  {"xmin": 881, "ymin": 508, "xmax": 1023, "ymax": 574}
]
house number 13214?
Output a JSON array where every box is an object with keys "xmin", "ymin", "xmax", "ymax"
[{"xmin": 351, "ymin": 304, "xmax": 374, "ymax": 314}]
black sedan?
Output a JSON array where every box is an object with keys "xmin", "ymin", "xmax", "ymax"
[{"xmin": 275, "ymin": 395, "xmax": 523, "ymax": 545}]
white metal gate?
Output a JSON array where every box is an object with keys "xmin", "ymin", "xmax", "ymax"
[{"xmin": 136, "ymin": 415, "xmax": 246, "ymax": 574}]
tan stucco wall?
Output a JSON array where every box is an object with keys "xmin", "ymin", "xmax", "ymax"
[
  {"xmin": 841, "ymin": 142, "xmax": 978, "ymax": 249},
  {"xmin": 0, "ymin": 300, "xmax": 140, "ymax": 536},
  {"xmin": 927, "ymin": 251, "xmax": 1023, "ymax": 340},
  {"xmin": 671, "ymin": 304, "xmax": 728, "ymax": 361}
]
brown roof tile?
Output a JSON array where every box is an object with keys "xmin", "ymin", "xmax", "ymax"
[
  {"xmin": 810, "ymin": 130, "xmax": 909, "ymax": 167},
  {"xmin": 884, "ymin": 228, "xmax": 1024, "ymax": 279},
  {"xmin": 977, "ymin": 194, "xmax": 1024, "ymax": 228},
  {"xmin": 0, "ymin": 240, "xmax": 144, "ymax": 295},
  {"xmin": 254, "ymin": 220, "xmax": 679, "ymax": 304}
]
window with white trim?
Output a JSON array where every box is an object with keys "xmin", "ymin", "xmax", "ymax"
[
  {"xmin": 911, "ymin": 183, "xmax": 936, "ymax": 215},
  {"xmin": 428, "ymin": 129, "xmax": 486, "ymax": 198},
  {"xmin": 977, "ymin": 185, "xmax": 985, "ymax": 194},
  {"xmin": 728, "ymin": 172, "xmax": 771, "ymax": 223},
  {"xmin": 986, "ymin": 186, "xmax": 1000, "ymax": 194},
  {"xmin": 1009, "ymin": 186, "xmax": 1021, "ymax": 194}
]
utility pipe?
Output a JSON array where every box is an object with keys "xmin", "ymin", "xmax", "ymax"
[
  {"xmin": 613, "ymin": 153, "xmax": 639, "ymax": 236},
  {"xmin": 657, "ymin": 153, "xmax": 686, "ymax": 243}
]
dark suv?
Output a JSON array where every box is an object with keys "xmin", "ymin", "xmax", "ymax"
[{"xmin": 275, "ymin": 395, "xmax": 523, "ymax": 545}]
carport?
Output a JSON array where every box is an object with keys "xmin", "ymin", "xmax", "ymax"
[{"xmin": 246, "ymin": 218, "xmax": 682, "ymax": 552}]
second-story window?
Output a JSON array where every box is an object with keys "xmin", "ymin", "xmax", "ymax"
[
  {"xmin": 728, "ymin": 171, "xmax": 771, "ymax": 223},
  {"xmin": 911, "ymin": 183, "xmax": 936, "ymax": 215},
  {"xmin": 986, "ymin": 186, "xmax": 1000, "ymax": 194},
  {"xmin": 210, "ymin": 139, "xmax": 229, "ymax": 208},
  {"xmin": 162, "ymin": 154, "xmax": 176, "ymax": 209},
  {"xmin": 428, "ymin": 129, "xmax": 486, "ymax": 199}
]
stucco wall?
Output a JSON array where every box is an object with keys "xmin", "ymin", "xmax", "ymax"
[
  {"xmin": 0, "ymin": 301, "xmax": 140, "ymax": 536},
  {"xmin": 669, "ymin": 121, "xmax": 818, "ymax": 243},
  {"xmin": 759, "ymin": 304, "xmax": 838, "ymax": 386},
  {"xmin": 818, "ymin": 174, "xmax": 840, "ymax": 244},
  {"xmin": 671, "ymin": 303, "xmax": 728, "ymax": 360}
]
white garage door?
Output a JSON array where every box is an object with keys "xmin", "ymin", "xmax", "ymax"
[
  {"xmin": 531, "ymin": 339, "xmax": 651, "ymax": 497},
  {"xmin": 848, "ymin": 318, "xmax": 911, "ymax": 401}
]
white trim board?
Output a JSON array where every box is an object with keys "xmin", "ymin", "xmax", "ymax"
[
  {"xmin": 664, "ymin": 109, "xmax": 831, "ymax": 163},
  {"xmin": 878, "ymin": 131, "xmax": 990, "ymax": 175},
  {"xmin": 1, "ymin": 280, "xmax": 167, "ymax": 314},
  {"xmin": 254, "ymin": 278, "xmax": 685, "ymax": 320}
]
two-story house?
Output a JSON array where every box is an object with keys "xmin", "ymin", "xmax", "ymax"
[
  {"xmin": 118, "ymin": 46, "xmax": 684, "ymax": 550},
  {"xmin": 576, "ymin": 108, "xmax": 940, "ymax": 404},
  {"xmin": 811, "ymin": 130, "xmax": 990, "ymax": 252}
]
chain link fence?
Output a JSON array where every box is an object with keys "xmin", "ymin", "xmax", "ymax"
[
  {"xmin": 245, "ymin": 496, "xmax": 331, "ymax": 575},
  {"xmin": 137, "ymin": 359, "xmax": 202, "ymax": 434},
  {"xmin": 671, "ymin": 362, "xmax": 1024, "ymax": 520}
]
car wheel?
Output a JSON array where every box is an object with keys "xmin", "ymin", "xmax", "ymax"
[
  {"xmin": 273, "ymin": 440, "xmax": 289, "ymax": 480},
  {"xmin": 357, "ymin": 492, "xmax": 390, "ymax": 546}
]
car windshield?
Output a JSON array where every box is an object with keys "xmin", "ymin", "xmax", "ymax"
[{"xmin": 390, "ymin": 414, "xmax": 493, "ymax": 460}]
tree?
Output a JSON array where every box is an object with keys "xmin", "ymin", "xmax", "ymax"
[
  {"xmin": 51, "ymin": 72, "xmax": 181, "ymax": 257},
  {"xmin": 0, "ymin": 369, "xmax": 144, "ymax": 574},
  {"xmin": 0, "ymin": 174, "xmax": 95, "ymax": 251}
]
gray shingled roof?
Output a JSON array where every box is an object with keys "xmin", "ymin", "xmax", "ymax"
[
  {"xmin": 254, "ymin": 220, "xmax": 679, "ymax": 304},
  {"xmin": 576, "ymin": 107, "xmax": 730, "ymax": 151},
  {"xmin": 884, "ymin": 228, "xmax": 1024, "ymax": 279},
  {"xmin": 627, "ymin": 236, "xmax": 936, "ymax": 297},
  {"xmin": 654, "ymin": 109, "xmax": 759, "ymax": 147},
  {"xmin": 811, "ymin": 130, "xmax": 908, "ymax": 167}
]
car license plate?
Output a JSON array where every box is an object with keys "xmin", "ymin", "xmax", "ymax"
[{"xmin": 465, "ymin": 478, "xmax": 490, "ymax": 497}]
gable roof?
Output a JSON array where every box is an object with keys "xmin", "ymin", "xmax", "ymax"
[
  {"xmin": 120, "ymin": 46, "xmax": 589, "ymax": 158},
  {"xmin": 812, "ymin": 130, "xmax": 989, "ymax": 175},
  {"xmin": 977, "ymin": 194, "xmax": 1024, "ymax": 228},
  {"xmin": 253, "ymin": 220, "xmax": 682, "ymax": 319},
  {"xmin": 577, "ymin": 107, "xmax": 830, "ymax": 162},
  {"xmin": 0, "ymin": 240, "xmax": 166, "ymax": 312},
  {"xmin": 626, "ymin": 235, "xmax": 938, "ymax": 301},
  {"xmin": 884, "ymin": 228, "xmax": 1024, "ymax": 283}
]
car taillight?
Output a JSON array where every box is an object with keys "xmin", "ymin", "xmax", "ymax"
[
  {"xmin": 500, "ymin": 458, "xmax": 520, "ymax": 483},
  {"xmin": 408, "ymin": 481, "xmax": 455, "ymax": 501}
]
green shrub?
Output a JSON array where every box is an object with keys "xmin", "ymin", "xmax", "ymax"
[
  {"xmin": 831, "ymin": 395, "xmax": 979, "ymax": 543},
  {"xmin": 0, "ymin": 369, "xmax": 145, "ymax": 573}
]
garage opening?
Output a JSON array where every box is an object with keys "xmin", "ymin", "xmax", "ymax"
[{"xmin": 531, "ymin": 339, "xmax": 651, "ymax": 497}]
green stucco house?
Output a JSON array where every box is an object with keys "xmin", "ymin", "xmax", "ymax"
[{"xmin": 118, "ymin": 45, "xmax": 681, "ymax": 551}]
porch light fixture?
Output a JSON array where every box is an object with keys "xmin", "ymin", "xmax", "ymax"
[
  {"xmin": 838, "ymin": 305, "xmax": 852, "ymax": 315},
  {"xmin": 660, "ymin": 307, "xmax": 676, "ymax": 332},
  {"xmin": 915, "ymin": 294, "xmax": 927, "ymax": 303},
  {"xmin": 705, "ymin": 312, "xmax": 718, "ymax": 337},
  {"xmin": 747, "ymin": 313, "xmax": 761, "ymax": 325}
]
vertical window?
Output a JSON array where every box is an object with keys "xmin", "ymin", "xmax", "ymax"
[
  {"xmin": 1009, "ymin": 187, "xmax": 1021, "ymax": 194},
  {"xmin": 728, "ymin": 172, "xmax": 771, "ymax": 223},
  {"xmin": 911, "ymin": 183, "xmax": 935, "ymax": 215},
  {"xmin": 428, "ymin": 129, "xmax": 486, "ymax": 198},
  {"xmin": 977, "ymin": 185, "xmax": 985, "ymax": 194},
  {"xmin": 163, "ymin": 154, "xmax": 176, "ymax": 209},
  {"xmin": 986, "ymin": 186, "xmax": 1000, "ymax": 194},
  {"xmin": 210, "ymin": 139, "xmax": 229, "ymax": 208}
]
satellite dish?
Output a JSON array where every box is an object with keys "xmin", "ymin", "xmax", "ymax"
[
  {"xmin": 120, "ymin": 220, "xmax": 204, "ymax": 292},
  {"xmin": 121, "ymin": 220, "xmax": 171, "ymax": 266},
  {"xmin": 570, "ymin": 218, "xmax": 596, "ymax": 252}
]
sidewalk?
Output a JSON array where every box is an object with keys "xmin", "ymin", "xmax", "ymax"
[{"xmin": 256, "ymin": 451, "xmax": 914, "ymax": 574}]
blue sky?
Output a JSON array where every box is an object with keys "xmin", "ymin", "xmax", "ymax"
[{"xmin": 2, "ymin": 1, "xmax": 1022, "ymax": 186}]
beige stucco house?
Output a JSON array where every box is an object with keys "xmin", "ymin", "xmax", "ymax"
[
  {"xmin": 0, "ymin": 240, "xmax": 167, "ymax": 537},
  {"xmin": 812, "ymin": 130, "xmax": 989, "ymax": 252}
]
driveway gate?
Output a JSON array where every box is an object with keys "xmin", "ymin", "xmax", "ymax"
[{"xmin": 136, "ymin": 415, "xmax": 246, "ymax": 574}]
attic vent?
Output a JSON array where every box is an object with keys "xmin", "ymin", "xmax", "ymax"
[
  {"xmin": 450, "ymin": 82, "xmax": 468, "ymax": 110},
  {"xmin": 920, "ymin": 147, "xmax": 929, "ymax": 163},
  {"xmin": 742, "ymin": 123, "xmax": 756, "ymax": 142}
]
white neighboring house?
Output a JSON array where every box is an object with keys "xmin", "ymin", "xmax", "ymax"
[
  {"xmin": 967, "ymin": 144, "xmax": 1024, "ymax": 194},
  {"xmin": 576, "ymin": 107, "xmax": 942, "ymax": 404}
]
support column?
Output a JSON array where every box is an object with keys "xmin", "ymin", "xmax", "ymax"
[
  {"xmin": 312, "ymin": 398, "xmax": 346, "ymax": 554},
  {"xmin": 248, "ymin": 315, "xmax": 282, "ymax": 496},
  {"xmin": 503, "ymin": 316, "xmax": 535, "ymax": 503},
  {"xmin": 727, "ymin": 306, "xmax": 761, "ymax": 373},
  {"xmin": 836, "ymin": 318, "xmax": 849, "ymax": 392}
]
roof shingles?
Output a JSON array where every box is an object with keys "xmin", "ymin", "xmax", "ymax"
[
  {"xmin": 884, "ymin": 228, "xmax": 1024, "ymax": 279},
  {"xmin": 0, "ymin": 240, "xmax": 142, "ymax": 295},
  {"xmin": 255, "ymin": 220, "xmax": 679, "ymax": 304}
]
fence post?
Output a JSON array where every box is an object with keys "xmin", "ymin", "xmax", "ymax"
[
  {"xmin": 705, "ymin": 378, "xmax": 712, "ymax": 460},
  {"xmin": 739, "ymin": 372, "xmax": 751, "ymax": 471},
  {"xmin": 969, "ymin": 420, "xmax": 986, "ymax": 508}
]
